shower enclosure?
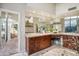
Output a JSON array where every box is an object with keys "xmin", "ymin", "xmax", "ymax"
[{"xmin": 0, "ymin": 9, "xmax": 19, "ymax": 55}]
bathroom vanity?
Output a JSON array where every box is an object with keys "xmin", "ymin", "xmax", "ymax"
[
  {"xmin": 26, "ymin": 33, "xmax": 52, "ymax": 55},
  {"xmin": 25, "ymin": 33, "xmax": 79, "ymax": 55}
]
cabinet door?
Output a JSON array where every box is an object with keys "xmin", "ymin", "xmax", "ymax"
[
  {"xmin": 29, "ymin": 37, "xmax": 40, "ymax": 55},
  {"xmin": 40, "ymin": 35, "xmax": 51, "ymax": 50},
  {"xmin": 63, "ymin": 35, "xmax": 77, "ymax": 50},
  {"xmin": 34, "ymin": 37, "xmax": 40, "ymax": 52},
  {"xmin": 29, "ymin": 38, "xmax": 35, "ymax": 54},
  {"xmin": 28, "ymin": 35, "xmax": 51, "ymax": 55},
  {"xmin": 63, "ymin": 35, "xmax": 68, "ymax": 47},
  {"xmin": 45, "ymin": 35, "xmax": 51, "ymax": 47},
  {"xmin": 67, "ymin": 36, "xmax": 77, "ymax": 50},
  {"xmin": 71, "ymin": 36, "xmax": 77, "ymax": 50}
]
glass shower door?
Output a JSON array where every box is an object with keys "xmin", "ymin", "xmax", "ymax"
[
  {"xmin": 8, "ymin": 12, "xmax": 18, "ymax": 41},
  {"xmin": 0, "ymin": 10, "xmax": 18, "ymax": 55},
  {"xmin": 0, "ymin": 11, "xmax": 7, "ymax": 48}
]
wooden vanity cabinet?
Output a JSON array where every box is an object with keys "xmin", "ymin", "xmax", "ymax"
[
  {"xmin": 62, "ymin": 35, "xmax": 68, "ymax": 47},
  {"xmin": 28, "ymin": 37, "xmax": 40, "ymax": 54},
  {"xmin": 63, "ymin": 35, "xmax": 77, "ymax": 50},
  {"xmin": 26, "ymin": 33, "xmax": 79, "ymax": 55},
  {"xmin": 40, "ymin": 35, "xmax": 51, "ymax": 50},
  {"xmin": 28, "ymin": 35, "xmax": 51, "ymax": 55},
  {"xmin": 29, "ymin": 38, "xmax": 36, "ymax": 54}
]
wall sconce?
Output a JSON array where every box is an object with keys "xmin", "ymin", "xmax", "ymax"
[
  {"xmin": 25, "ymin": 16, "xmax": 33, "ymax": 23},
  {"xmin": 29, "ymin": 17, "xmax": 33, "ymax": 23}
]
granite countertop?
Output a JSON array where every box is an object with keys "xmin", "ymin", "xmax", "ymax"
[
  {"xmin": 26, "ymin": 33, "xmax": 51, "ymax": 38},
  {"xmin": 26, "ymin": 33, "xmax": 79, "ymax": 38}
]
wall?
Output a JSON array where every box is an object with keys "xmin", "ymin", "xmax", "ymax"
[
  {"xmin": 0, "ymin": 3, "xmax": 27, "ymax": 12},
  {"xmin": 26, "ymin": 3, "xmax": 56, "ymax": 33},
  {"xmin": 56, "ymin": 3, "xmax": 79, "ymax": 17},
  {"xmin": 26, "ymin": 3, "xmax": 56, "ymax": 16},
  {"xmin": 56, "ymin": 3, "xmax": 79, "ymax": 32},
  {"xmin": 0, "ymin": 3, "xmax": 26, "ymax": 53}
]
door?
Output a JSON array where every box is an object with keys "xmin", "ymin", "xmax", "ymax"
[
  {"xmin": 7, "ymin": 12, "xmax": 18, "ymax": 41},
  {"xmin": 0, "ymin": 11, "xmax": 7, "ymax": 48},
  {"xmin": 0, "ymin": 10, "xmax": 19, "ymax": 55}
]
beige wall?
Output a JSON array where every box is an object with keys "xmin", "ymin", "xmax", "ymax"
[
  {"xmin": 56, "ymin": 3, "xmax": 79, "ymax": 17},
  {"xmin": 26, "ymin": 3, "xmax": 56, "ymax": 16},
  {"xmin": 55, "ymin": 3, "xmax": 79, "ymax": 32}
]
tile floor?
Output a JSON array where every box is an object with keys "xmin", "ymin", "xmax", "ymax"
[
  {"xmin": 0, "ymin": 37, "xmax": 18, "ymax": 56},
  {"xmin": 0, "ymin": 37, "xmax": 78, "ymax": 56},
  {"xmin": 12, "ymin": 45, "xmax": 79, "ymax": 56},
  {"xmin": 11, "ymin": 52, "xmax": 28, "ymax": 56},
  {"xmin": 31, "ymin": 46, "xmax": 79, "ymax": 56}
]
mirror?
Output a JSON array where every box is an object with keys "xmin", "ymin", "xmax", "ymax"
[{"xmin": 64, "ymin": 16, "xmax": 79, "ymax": 33}]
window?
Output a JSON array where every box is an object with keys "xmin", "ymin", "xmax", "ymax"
[{"xmin": 64, "ymin": 16, "xmax": 78, "ymax": 32}]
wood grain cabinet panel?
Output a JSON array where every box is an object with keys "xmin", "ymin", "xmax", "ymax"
[
  {"xmin": 34, "ymin": 37, "xmax": 40, "ymax": 51},
  {"xmin": 29, "ymin": 38, "xmax": 36, "ymax": 54},
  {"xmin": 63, "ymin": 35, "xmax": 77, "ymax": 50},
  {"xmin": 27, "ymin": 35, "xmax": 51, "ymax": 55},
  {"xmin": 26, "ymin": 34, "xmax": 79, "ymax": 55},
  {"xmin": 40, "ymin": 35, "xmax": 51, "ymax": 50}
]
